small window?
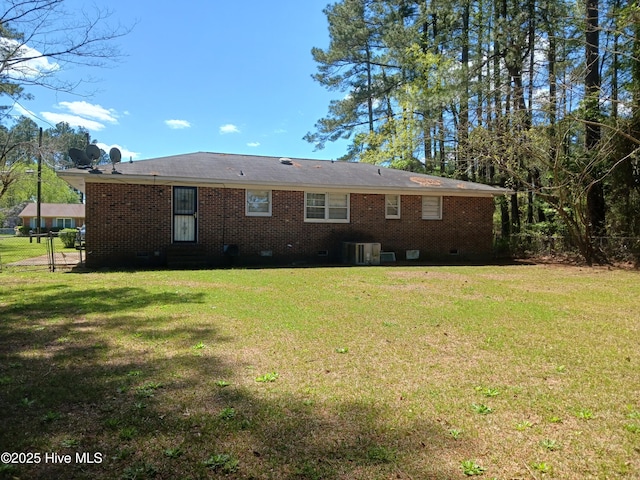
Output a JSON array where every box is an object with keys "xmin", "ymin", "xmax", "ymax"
[
  {"xmin": 385, "ymin": 195, "xmax": 401, "ymax": 219},
  {"xmin": 422, "ymin": 196, "xmax": 442, "ymax": 220},
  {"xmin": 246, "ymin": 190, "xmax": 272, "ymax": 216},
  {"xmin": 305, "ymin": 192, "xmax": 349, "ymax": 222}
]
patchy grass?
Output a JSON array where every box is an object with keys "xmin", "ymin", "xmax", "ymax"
[{"xmin": 0, "ymin": 264, "xmax": 639, "ymax": 479}]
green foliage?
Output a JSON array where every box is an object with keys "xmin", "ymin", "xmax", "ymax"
[
  {"xmin": 40, "ymin": 411, "xmax": 61, "ymax": 423},
  {"xmin": 164, "ymin": 447, "xmax": 183, "ymax": 458},
  {"xmin": 218, "ymin": 407, "xmax": 236, "ymax": 420},
  {"xmin": 135, "ymin": 382, "xmax": 162, "ymax": 398},
  {"xmin": 366, "ymin": 445, "xmax": 396, "ymax": 464},
  {"xmin": 461, "ymin": 460, "xmax": 486, "ymax": 476},
  {"xmin": 531, "ymin": 461, "xmax": 552, "ymax": 474},
  {"xmin": 203, "ymin": 453, "xmax": 239, "ymax": 473},
  {"xmin": 121, "ymin": 462, "xmax": 157, "ymax": 480},
  {"xmin": 576, "ymin": 408, "xmax": 594, "ymax": 420},
  {"xmin": 119, "ymin": 427, "xmax": 137, "ymax": 440},
  {"xmin": 472, "ymin": 403, "xmax": 493, "ymax": 415},
  {"xmin": 0, "ymin": 119, "xmax": 85, "ymax": 208},
  {"xmin": 255, "ymin": 372, "xmax": 279, "ymax": 383},
  {"xmin": 60, "ymin": 438, "xmax": 79, "ymax": 448},
  {"xmin": 541, "ymin": 439, "xmax": 560, "ymax": 451},
  {"xmin": 58, "ymin": 228, "xmax": 78, "ymax": 248},
  {"xmin": 475, "ymin": 386, "xmax": 500, "ymax": 397},
  {"xmin": 625, "ymin": 423, "xmax": 640, "ymax": 433},
  {"xmin": 306, "ymin": 0, "xmax": 640, "ymax": 264}
]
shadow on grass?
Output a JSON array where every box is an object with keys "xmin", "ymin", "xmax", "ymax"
[{"xmin": 0, "ymin": 284, "xmax": 462, "ymax": 479}]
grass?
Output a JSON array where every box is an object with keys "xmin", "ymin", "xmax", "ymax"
[
  {"xmin": 0, "ymin": 235, "xmax": 68, "ymax": 265},
  {"xmin": 0, "ymin": 264, "xmax": 639, "ymax": 479}
]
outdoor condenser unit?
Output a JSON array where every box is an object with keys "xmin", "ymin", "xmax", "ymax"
[{"xmin": 342, "ymin": 242, "xmax": 381, "ymax": 265}]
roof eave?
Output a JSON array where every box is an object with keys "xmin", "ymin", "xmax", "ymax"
[{"xmin": 59, "ymin": 171, "xmax": 510, "ymax": 197}]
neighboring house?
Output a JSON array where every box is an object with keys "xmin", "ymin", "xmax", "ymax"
[
  {"xmin": 18, "ymin": 203, "xmax": 85, "ymax": 231},
  {"xmin": 57, "ymin": 152, "xmax": 508, "ymax": 268}
]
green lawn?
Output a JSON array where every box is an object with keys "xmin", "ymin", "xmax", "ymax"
[
  {"xmin": 0, "ymin": 265, "xmax": 638, "ymax": 479},
  {"xmin": 0, "ymin": 235, "xmax": 67, "ymax": 265}
]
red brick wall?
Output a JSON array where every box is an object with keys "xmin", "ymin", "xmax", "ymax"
[
  {"xmin": 85, "ymin": 183, "xmax": 496, "ymax": 267},
  {"xmin": 21, "ymin": 216, "xmax": 84, "ymax": 230}
]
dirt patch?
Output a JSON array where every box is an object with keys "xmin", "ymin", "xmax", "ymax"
[{"xmin": 7, "ymin": 252, "xmax": 82, "ymax": 268}]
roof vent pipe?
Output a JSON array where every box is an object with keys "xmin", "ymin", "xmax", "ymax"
[{"xmin": 279, "ymin": 158, "xmax": 293, "ymax": 165}]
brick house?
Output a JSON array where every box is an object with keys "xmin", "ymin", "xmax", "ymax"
[
  {"xmin": 18, "ymin": 203, "xmax": 85, "ymax": 231},
  {"xmin": 57, "ymin": 152, "xmax": 507, "ymax": 268}
]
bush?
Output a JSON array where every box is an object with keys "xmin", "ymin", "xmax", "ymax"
[
  {"xmin": 15, "ymin": 225, "xmax": 29, "ymax": 236},
  {"xmin": 59, "ymin": 228, "xmax": 78, "ymax": 248}
]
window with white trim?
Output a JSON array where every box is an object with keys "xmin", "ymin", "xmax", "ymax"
[
  {"xmin": 246, "ymin": 189, "xmax": 272, "ymax": 216},
  {"xmin": 422, "ymin": 196, "xmax": 442, "ymax": 220},
  {"xmin": 55, "ymin": 218, "xmax": 74, "ymax": 228},
  {"xmin": 305, "ymin": 192, "xmax": 349, "ymax": 222},
  {"xmin": 385, "ymin": 195, "xmax": 401, "ymax": 219}
]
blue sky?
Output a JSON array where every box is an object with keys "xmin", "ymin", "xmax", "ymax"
[{"xmin": 12, "ymin": 0, "xmax": 349, "ymax": 162}]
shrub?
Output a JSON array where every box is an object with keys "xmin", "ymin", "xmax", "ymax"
[
  {"xmin": 15, "ymin": 225, "xmax": 29, "ymax": 236},
  {"xmin": 59, "ymin": 229, "xmax": 78, "ymax": 248}
]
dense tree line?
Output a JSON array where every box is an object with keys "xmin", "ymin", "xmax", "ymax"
[{"xmin": 307, "ymin": 0, "xmax": 640, "ymax": 264}]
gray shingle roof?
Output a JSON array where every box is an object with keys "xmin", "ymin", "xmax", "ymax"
[{"xmin": 59, "ymin": 152, "xmax": 508, "ymax": 196}]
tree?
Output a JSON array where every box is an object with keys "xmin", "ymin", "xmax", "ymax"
[
  {"xmin": 1, "ymin": 0, "xmax": 129, "ymax": 108},
  {"xmin": 0, "ymin": 118, "xmax": 88, "ymax": 207},
  {"xmin": 308, "ymin": 0, "xmax": 640, "ymax": 264},
  {"xmin": 305, "ymin": 0, "xmax": 403, "ymax": 157},
  {"xmin": 0, "ymin": 0, "xmax": 129, "ymax": 204}
]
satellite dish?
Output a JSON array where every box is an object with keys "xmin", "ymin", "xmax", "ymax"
[
  {"xmin": 69, "ymin": 147, "xmax": 91, "ymax": 168},
  {"xmin": 85, "ymin": 144, "xmax": 101, "ymax": 161},
  {"xmin": 109, "ymin": 147, "xmax": 122, "ymax": 164},
  {"xmin": 109, "ymin": 147, "xmax": 122, "ymax": 174}
]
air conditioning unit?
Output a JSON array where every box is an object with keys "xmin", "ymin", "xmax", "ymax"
[{"xmin": 342, "ymin": 242, "xmax": 381, "ymax": 265}]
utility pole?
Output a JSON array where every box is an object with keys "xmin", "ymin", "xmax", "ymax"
[{"xmin": 36, "ymin": 127, "xmax": 42, "ymax": 243}]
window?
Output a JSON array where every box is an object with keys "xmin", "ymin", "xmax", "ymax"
[
  {"xmin": 29, "ymin": 218, "xmax": 46, "ymax": 228},
  {"xmin": 246, "ymin": 190, "xmax": 272, "ymax": 216},
  {"xmin": 422, "ymin": 196, "xmax": 442, "ymax": 220},
  {"xmin": 55, "ymin": 218, "xmax": 74, "ymax": 229},
  {"xmin": 305, "ymin": 192, "xmax": 349, "ymax": 222},
  {"xmin": 385, "ymin": 195, "xmax": 401, "ymax": 219}
]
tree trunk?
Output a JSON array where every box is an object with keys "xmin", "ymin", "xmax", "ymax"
[
  {"xmin": 458, "ymin": 0, "xmax": 470, "ymax": 180},
  {"xmin": 585, "ymin": 0, "xmax": 606, "ymax": 246}
]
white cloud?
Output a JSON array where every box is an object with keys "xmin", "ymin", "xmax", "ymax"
[
  {"xmin": 247, "ymin": 142, "xmax": 260, "ymax": 147},
  {"xmin": 219, "ymin": 123, "xmax": 240, "ymax": 134},
  {"xmin": 36, "ymin": 101, "xmax": 121, "ymax": 132},
  {"xmin": 12, "ymin": 103, "xmax": 37, "ymax": 120},
  {"xmin": 0, "ymin": 38, "xmax": 59, "ymax": 79},
  {"xmin": 165, "ymin": 119, "xmax": 191, "ymax": 129},
  {"xmin": 274, "ymin": 129, "xmax": 287, "ymax": 134},
  {"xmin": 58, "ymin": 101, "xmax": 118, "ymax": 123},
  {"xmin": 41, "ymin": 112, "xmax": 107, "ymax": 131},
  {"xmin": 96, "ymin": 142, "xmax": 140, "ymax": 161}
]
